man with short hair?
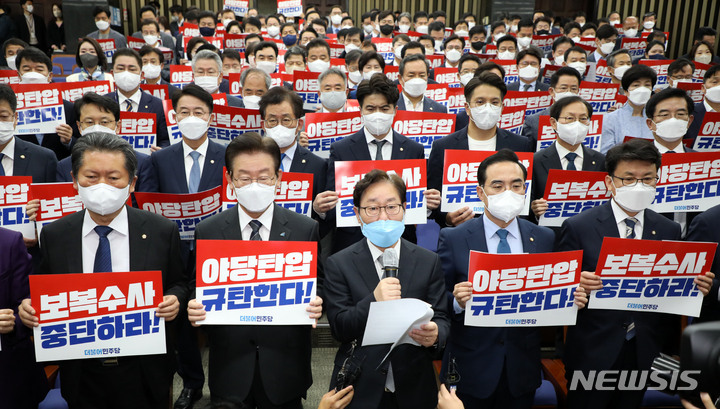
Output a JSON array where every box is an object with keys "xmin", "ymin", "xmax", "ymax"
[
  {"xmin": 237, "ymin": 68, "xmax": 270, "ymax": 110},
  {"xmin": 666, "ymin": 58, "xmax": 695, "ymax": 89},
  {"xmin": 508, "ymin": 46, "xmax": 549, "ymax": 92},
  {"xmin": 317, "ymin": 67, "xmax": 348, "ymax": 113},
  {"xmin": 306, "ymin": 38, "xmax": 331, "ymax": 73},
  {"xmin": 131, "ymin": 6, "xmax": 176, "ymax": 49},
  {"xmin": 87, "ymin": 6, "xmax": 127, "ymax": 48},
  {"xmin": 191, "ymin": 50, "xmax": 244, "ymax": 108},
  {"xmin": 562, "ymin": 46, "xmax": 588, "ymax": 76},
  {"xmin": 139, "ymin": 45, "xmax": 180, "ymax": 99},
  {"xmin": 515, "ymin": 18, "xmax": 534, "ymax": 52},
  {"xmin": 687, "ymin": 64, "xmax": 720, "ymax": 141},
  {"xmin": 588, "ymin": 24, "xmax": 618, "ymax": 62},
  {"xmin": 14, "ymin": 0, "xmax": 45, "ymax": 51},
  {"xmin": 606, "ymin": 49, "xmax": 633, "ymax": 87},
  {"xmin": 376, "ymin": 10, "xmax": 396, "ymax": 39},
  {"xmin": 398, "ymin": 54, "xmax": 447, "ymax": 113},
  {"xmin": 251, "ymin": 41, "xmax": 278, "ymax": 75}
]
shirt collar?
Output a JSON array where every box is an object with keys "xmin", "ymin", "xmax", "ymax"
[
  {"xmin": 364, "ymin": 127, "xmax": 394, "ymax": 145},
  {"xmin": 182, "ymin": 137, "xmax": 209, "ymax": 157},
  {"xmin": 402, "ymin": 93, "xmax": 423, "ymax": 110},
  {"xmin": 482, "ymin": 212, "xmax": 521, "ymax": 242},
  {"xmin": 118, "ymin": 88, "xmax": 142, "ymax": 106},
  {"xmin": 82, "ymin": 205, "xmax": 129, "ymax": 238},
  {"xmin": 366, "ymin": 237, "xmax": 401, "ymax": 265},
  {"xmin": 653, "ymin": 138, "xmax": 683, "ymax": 153},
  {"xmin": 283, "ymin": 140, "xmax": 298, "ymax": 162},
  {"xmin": 610, "ymin": 196, "xmax": 645, "ymax": 227},
  {"xmin": 704, "ymin": 98, "xmax": 717, "ymax": 113},
  {"xmin": 555, "ymin": 140, "xmax": 584, "ymax": 159},
  {"xmin": 237, "ymin": 202, "xmax": 275, "ymax": 234},
  {"xmin": 0, "ymin": 136, "xmax": 15, "ymax": 159}
]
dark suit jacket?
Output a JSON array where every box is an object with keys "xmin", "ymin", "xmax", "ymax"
[
  {"xmin": 226, "ymin": 94, "xmax": 245, "ymax": 108},
  {"xmin": 12, "ymin": 137, "xmax": 57, "ymax": 182},
  {"xmin": 397, "ymin": 95, "xmax": 448, "ymax": 113},
  {"xmin": 438, "ymin": 216, "xmax": 555, "ymax": 399},
  {"xmin": 38, "ymin": 206, "xmax": 187, "ymax": 407},
  {"xmin": 0, "ymin": 227, "xmax": 49, "ymax": 409},
  {"xmin": 531, "ymin": 142, "xmax": 606, "ymax": 203},
  {"xmin": 686, "ymin": 101, "xmax": 706, "ymax": 142},
  {"xmin": 324, "ymin": 238, "xmax": 450, "ymax": 409},
  {"xmin": 427, "ymin": 126, "xmax": 531, "ymax": 227},
  {"xmin": 507, "ymin": 79, "xmax": 550, "ymax": 92},
  {"xmin": 521, "ymin": 107, "xmax": 551, "ymax": 152},
  {"xmin": 194, "ymin": 204, "xmax": 319, "ymax": 405},
  {"xmin": 455, "ymin": 110, "xmax": 469, "ymax": 131},
  {"xmin": 105, "ymin": 91, "xmax": 170, "ymax": 147},
  {"xmin": 151, "ymin": 139, "xmax": 225, "ymax": 194},
  {"xmin": 290, "ymin": 144, "xmax": 328, "ymax": 235},
  {"xmin": 156, "ymin": 79, "xmax": 181, "ymax": 99},
  {"xmin": 14, "ymin": 13, "xmax": 46, "ymax": 51},
  {"xmin": 686, "ymin": 203, "xmax": 720, "ymax": 321},
  {"xmin": 56, "ymin": 149, "xmax": 157, "ymax": 193},
  {"xmin": 557, "ymin": 201, "xmax": 681, "ymax": 375},
  {"xmin": 18, "ymin": 99, "xmax": 80, "ymax": 160},
  {"xmin": 326, "ymin": 129, "xmax": 425, "ymax": 253}
]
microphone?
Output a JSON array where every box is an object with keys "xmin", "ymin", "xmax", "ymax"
[{"xmin": 382, "ymin": 248, "xmax": 399, "ymax": 278}]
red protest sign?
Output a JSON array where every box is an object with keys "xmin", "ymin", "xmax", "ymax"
[
  {"xmin": 304, "ymin": 111, "xmax": 362, "ymax": 158},
  {"xmin": 693, "ymin": 111, "xmax": 720, "ymax": 151},
  {"xmin": 538, "ymin": 170, "xmax": 609, "ymax": 227},
  {"xmin": 134, "ymin": 187, "xmax": 223, "ymax": 240}
]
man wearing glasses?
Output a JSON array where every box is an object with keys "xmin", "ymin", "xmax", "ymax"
[
  {"xmin": 187, "ymin": 132, "xmax": 323, "ymax": 409},
  {"xmin": 507, "ymin": 46, "xmax": 550, "ymax": 92},
  {"xmin": 557, "ymin": 138, "xmax": 714, "ymax": 409}
]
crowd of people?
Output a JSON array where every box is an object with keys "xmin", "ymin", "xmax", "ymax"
[{"xmin": 0, "ymin": 2, "xmax": 719, "ymax": 409}]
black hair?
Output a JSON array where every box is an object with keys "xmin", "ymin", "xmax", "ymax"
[
  {"xmin": 705, "ymin": 64, "xmax": 720, "ymax": 81},
  {"xmin": 428, "ymin": 21, "xmax": 445, "ymax": 34},
  {"xmin": 515, "ymin": 46, "xmax": 543, "ymax": 65},
  {"xmin": 74, "ymin": 92, "xmax": 120, "ymax": 122},
  {"xmin": 645, "ymin": 87, "xmax": 694, "ymax": 119},
  {"xmin": 16, "ymin": 46, "xmax": 51, "ymax": 71},
  {"xmin": 550, "ymin": 66, "xmax": 582, "ymax": 88},
  {"xmin": 258, "ymin": 86, "xmax": 303, "ymax": 120},
  {"xmin": 76, "ymin": 37, "xmax": 108, "ymax": 71},
  {"xmin": 458, "ymin": 53, "xmax": 481, "ymax": 73},
  {"xmin": 606, "ymin": 138, "xmax": 661, "ymax": 175},
  {"xmin": 464, "ymin": 71, "xmax": 507, "ymax": 100},
  {"xmin": 356, "ymin": 73, "xmax": 399, "ymax": 107},
  {"xmin": 112, "ymin": 47, "xmax": 142, "ymax": 69},
  {"xmin": 252, "ymin": 41, "xmax": 278, "ymax": 58},
  {"xmin": 621, "ymin": 64, "xmax": 657, "ymax": 91},
  {"xmin": 695, "ymin": 27, "xmax": 717, "ymax": 42},
  {"xmin": 345, "ymin": 49, "xmax": 362, "ymax": 65},
  {"xmin": 477, "ymin": 149, "xmax": 527, "ymax": 186},
  {"xmin": 345, "ymin": 27, "xmax": 364, "ymax": 42},
  {"xmin": 93, "ymin": 6, "xmax": 110, "ymax": 18},
  {"xmin": 496, "ymin": 34, "xmax": 517, "ymax": 47},
  {"xmin": 401, "ymin": 41, "xmax": 424, "ymax": 58},
  {"xmin": 443, "ymin": 34, "xmax": 465, "ymax": 50},
  {"xmin": 71, "ymin": 132, "xmax": 137, "ymax": 181},
  {"xmin": 358, "ymin": 51, "xmax": 385, "ymax": 72},
  {"xmin": 517, "ymin": 18, "xmax": 534, "ymax": 31},
  {"xmin": 549, "ymin": 95, "xmax": 593, "ymax": 119},
  {"xmin": 171, "ymin": 84, "xmax": 214, "ymax": 114},
  {"xmin": 596, "ymin": 24, "xmax": 619, "ymax": 40},
  {"xmin": 222, "ymin": 49, "xmax": 242, "ymax": 64},
  {"xmin": 352, "ymin": 169, "xmax": 406, "ymax": 207},
  {"xmin": 244, "ymin": 17, "xmax": 262, "ymax": 31},
  {"xmin": 552, "ymin": 36, "xmax": 575, "ymax": 53},
  {"xmin": 667, "ymin": 58, "xmax": 695, "ymax": 78},
  {"xmin": 225, "ymin": 131, "xmax": 281, "ymax": 175},
  {"xmin": 413, "ymin": 11, "xmax": 428, "ymax": 23},
  {"xmin": 306, "ymin": 38, "xmax": 330, "ymax": 58},
  {"xmin": 475, "ymin": 61, "xmax": 506, "ymax": 78},
  {"xmin": 0, "ymin": 84, "xmax": 17, "ymax": 111},
  {"xmin": 139, "ymin": 5, "xmax": 157, "ymax": 17},
  {"xmin": 139, "ymin": 45, "xmax": 164, "ymax": 64},
  {"xmin": 399, "ymin": 53, "xmax": 429, "ymax": 77}
]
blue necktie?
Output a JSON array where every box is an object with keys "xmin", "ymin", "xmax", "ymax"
[
  {"xmin": 0, "ymin": 153, "xmax": 4, "ymax": 176},
  {"xmin": 496, "ymin": 229, "xmax": 511, "ymax": 254},
  {"xmin": 566, "ymin": 152, "xmax": 578, "ymax": 170},
  {"xmin": 125, "ymin": 99, "xmax": 133, "ymax": 112},
  {"xmin": 624, "ymin": 217, "xmax": 638, "ymax": 340},
  {"xmin": 249, "ymin": 220, "xmax": 262, "ymax": 241},
  {"xmin": 93, "ymin": 226, "xmax": 113, "ymax": 273},
  {"xmin": 188, "ymin": 151, "xmax": 201, "ymax": 193},
  {"xmin": 280, "ymin": 153, "xmax": 287, "ymax": 171}
]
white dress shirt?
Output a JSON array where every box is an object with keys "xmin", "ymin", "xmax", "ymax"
[
  {"xmin": 0, "ymin": 136, "xmax": 15, "ymax": 176},
  {"xmin": 183, "ymin": 138, "xmax": 209, "ymax": 188},
  {"xmin": 281, "ymin": 141, "xmax": 298, "ymax": 171},
  {"xmin": 118, "ymin": 88, "xmax": 143, "ymax": 112},
  {"xmin": 518, "ymin": 80, "xmax": 536, "ymax": 92},
  {"xmin": 402, "ymin": 93, "xmax": 423, "ymax": 112},
  {"xmin": 237, "ymin": 203, "xmax": 275, "ymax": 240},
  {"xmin": 364, "ymin": 127, "xmax": 393, "ymax": 159},
  {"xmin": 467, "ymin": 134, "xmax": 497, "ymax": 151},
  {"xmin": 704, "ymin": 99, "xmax": 717, "ymax": 113},
  {"xmin": 653, "ymin": 139, "xmax": 687, "ymax": 234},
  {"xmin": 610, "ymin": 198, "xmax": 644, "ymax": 239},
  {"xmin": 555, "ymin": 141, "xmax": 585, "ymax": 170},
  {"xmin": 81, "ymin": 206, "xmax": 130, "ymax": 273}
]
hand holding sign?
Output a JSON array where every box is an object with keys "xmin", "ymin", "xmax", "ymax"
[
  {"xmin": 580, "ymin": 271, "xmax": 604, "ymax": 291},
  {"xmin": 453, "ymin": 281, "xmax": 472, "ymax": 309},
  {"xmin": 187, "ymin": 299, "xmax": 205, "ymax": 327},
  {"xmin": 425, "ymin": 188, "xmax": 441, "ymax": 210},
  {"xmin": 694, "ymin": 272, "xmax": 715, "ymax": 296},
  {"xmin": 19, "ymin": 298, "xmax": 37, "ymax": 327},
  {"xmin": 156, "ymin": 295, "xmax": 179, "ymax": 321},
  {"xmin": 313, "ymin": 190, "xmax": 338, "ymax": 214},
  {"xmin": 0, "ymin": 309, "xmax": 15, "ymax": 334},
  {"xmin": 446, "ymin": 207, "xmax": 473, "ymax": 227}
]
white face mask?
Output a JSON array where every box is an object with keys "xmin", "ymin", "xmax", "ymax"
[
  {"xmin": 497, "ymin": 50, "xmax": 515, "ymax": 60},
  {"xmin": 178, "ymin": 116, "xmax": 208, "ymax": 140},
  {"xmin": 568, "ymin": 62, "xmax": 586, "ymax": 75},
  {"xmin": 517, "ymin": 36, "xmax": 532, "ymax": 48},
  {"xmin": 643, "ymin": 21, "xmax": 655, "ymax": 30},
  {"xmin": 6, "ymin": 55, "xmax": 16, "ymax": 71},
  {"xmin": 363, "ymin": 112, "xmax": 394, "ymax": 135},
  {"xmin": 470, "ymin": 103, "xmax": 502, "ymax": 130},
  {"xmin": 78, "ymin": 183, "xmax": 129, "ymax": 216},
  {"xmin": 331, "ymin": 15, "xmax": 343, "ymax": 25},
  {"xmin": 142, "ymin": 64, "xmax": 162, "ymax": 79},
  {"xmin": 705, "ymin": 84, "xmax": 720, "ymax": 103},
  {"xmin": 320, "ymin": 91, "xmax": 347, "ymax": 110},
  {"xmin": 143, "ymin": 35, "xmax": 159, "ymax": 45},
  {"xmin": 114, "ymin": 71, "xmax": 141, "ymax": 92},
  {"xmin": 256, "ymin": 60, "xmax": 276, "ymax": 74},
  {"xmin": 627, "ymin": 87, "xmax": 652, "ymax": 106},
  {"xmin": 425, "ymin": 47, "xmax": 435, "ymax": 55},
  {"xmin": 493, "ymin": 33, "xmax": 505, "ymax": 42},
  {"xmin": 0, "ymin": 121, "xmax": 14, "ymax": 144},
  {"xmin": 243, "ymin": 95, "xmax": 261, "ymax": 109},
  {"xmin": 20, "ymin": 71, "xmax": 48, "ymax": 84},
  {"xmin": 460, "ymin": 72, "xmax": 474, "ymax": 86},
  {"xmin": 553, "ymin": 91, "xmax": 576, "ymax": 101},
  {"xmin": 394, "ymin": 46, "xmax": 404, "ymax": 59},
  {"xmin": 265, "ymin": 124, "xmax": 297, "ymax": 148},
  {"xmin": 348, "ymin": 70, "xmax": 362, "ymax": 83},
  {"xmin": 696, "ymin": 54, "xmax": 712, "ymax": 65},
  {"xmin": 222, "ymin": 19, "xmax": 234, "ymax": 28},
  {"xmin": 653, "ymin": 118, "xmax": 688, "ymax": 142},
  {"xmin": 612, "ymin": 183, "xmax": 656, "ymax": 213},
  {"xmin": 235, "ymin": 182, "xmax": 275, "ymax": 213},
  {"xmin": 95, "ymin": 20, "xmax": 110, "ymax": 31},
  {"xmin": 554, "ymin": 55, "xmax": 565, "ymax": 65},
  {"xmin": 446, "ymin": 49, "xmax": 462, "ymax": 63},
  {"xmin": 308, "ymin": 59, "xmax": 330, "ymax": 73},
  {"xmin": 599, "ymin": 42, "xmax": 615, "ymax": 55},
  {"xmin": 364, "ymin": 24, "xmax": 374, "ymax": 34},
  {"xmin": 363, "ymin": 70, "xmax": 382, "ymax": 81},
  {"xmin": 509, "ymin": 25, "xmax": 518, "ymax": 33},
  {"xmin": 518, "ymin": 65, "xmax": 539, "ymax": 81},
  {"xmin": 416, "ymin": 25, "xmax": 429, "ymax": 34},
  {"xmin": 194, "ymin": 75, "xmax": 219, "ymax": 93},
  {"xmin": 624, "ymin": 28, "xmax": 638, "ymax": 38},
  {"xmin": 483, "ymin": 187, "xmax": 525, "ymax": 223},
  {"xmin": 455, "ymin": 30, "xmax": 469, "ymax": 37},
  {"xmin": 612, "ymin": 65, "xmax": 631, "ymax": 80},
  {"xmin": 81, "ymin": 124, "xmax": 116, "ymax": 136},
  {"xmin": 345, "ymin": 43, "xmax": 360, "ymax": 54},
  {"xmin": 403, "ymin": 78, "xmax": 427, "ymax": 97},
  {"xmin": 267, "ymin": 26, "xmax": 280, "ymax": 37},
  {"xmin": 555, "ymin": 120, "xmax": 589, "ymax": 146},
  {"xmin": 398, "ymin": 24, "xmax": 410, "ymax": 33},
  {"xmin": 25, "ymin": 4, "xmax": 33, "ymax": 13},
  {"xmin": 468, "ymin": 22, "xmax": 476, "ymax": 30}
]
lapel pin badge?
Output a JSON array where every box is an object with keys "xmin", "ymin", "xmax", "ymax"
[
  {"xmin": 530, "ymin": 237, "xmax": 534, "ymax": 242},
  {"xmin": 399, "ymin": 147, "xmax": 404, "ymax": 151},
  {"xmin": 302, "ymin": 159, "xmax": 306, "ymax": 163},
  {"xmin": 652, "ymin": 230, "xmax": 656, "ymax": 235},
  {"xmin": 20, "ymin": 154, "xmax": 26, "ymax": 159},
  {"xmin": 142, "ymin": 234, "xmax": 147, "ymax": 239},
  {"xmin": 210, "ymin": 159, "xmax": 215, "ymax": 164},
  {"xmin": 280, "ymin": 232, "xmax": 286, "ymax": 237}
]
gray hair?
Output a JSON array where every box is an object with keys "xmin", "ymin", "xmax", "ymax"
[
  {"xmin": 192, "ymin": 49, "xmax": 223, "ymax": 74},
  {"xmin": 240, "ymin": 67, "xmax": 271, "ymax": 90},
  {"xmin": 71, "ymin": 132, "xmax": 137, "ymax": 181},
  {"xmin": 318, "ymin": 67, "xmax": 347, "ymax": 88},
  {"xmin": 606, "ymin": 48, "xmax": 631, "ymax": 68},
  {"xmin": 399, "ymin": 12, "xmax": 411, "ymax": 22},
  {"xmin": 399, "ymin": 53, "xmax": 430, "ymax": 77}
]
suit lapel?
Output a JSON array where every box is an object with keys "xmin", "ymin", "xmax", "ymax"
[
  {"xmin": 353, "ymin": 239, "xmax": 381, "ymax": 293},
  {"xmin": 172, "ymin": 143, "xmax": 189, "ymax": 193},
  {"xmin": 465, "ymin": 218, "xmax": 488, "ymax": 253},
  {"xmin": 12, "ymin": 139, "xmax": 30, "ymax": 176},
  {"xmin": 595, "ymin": 202, "xmax": 620, "ymax": 239},
  {"xmin": 398, "ymin": 240, "xmax": 416, "ymax": 298},
  {"xmin": 127, "ymin": 207, "xmax": 150, "ymax": 271},
  {"xmin": 220, "ymin": 207, "xmax": 244, "ymax": 240},
  {"xmin": 641, "ymin": 212, "xmax": 660, "ymax": 240},
  {"xmin": 198, "ymin": 141, "xmax": 221, "ymax": 191},
  {"xmin": 350, "ymin": 131, "xmax": 372, "ymax": 160},
  {"xmin": 541, "ymin": 143, "xmax": 562, "ymax": 173},
  {"xmin": 391, "ymin": 131, "xmax": 406, "ymax": 159},
  {"xmin": 518, "ymin": 220, "xmax": 537, "ymax": 253},
  {"xmin": 65, "ymin": 211, "xmax": 85, "ymax": 273},
  {"xmin": 269, "ymin": 205, "xmax": 292, "ymax": 240},
  {"xmin": 138, "ymin": 92, "xmax": 151, "ymax": 112},
  {"xmin": 455, "ymin": 128, "xmax": 470, "ymax": 150},
  {"xmin": 580, "ymin": 145, "xmax": 601, "ymax": 170}
]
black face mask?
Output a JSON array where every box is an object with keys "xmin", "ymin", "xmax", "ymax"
[
  {"xmin": 471, "ymin": 40, "xmax": 485, "ymax": 50},
  {"xmin": 380, "ymin": 24, "xmax": 394, "ymax": 35},
  {"xmin": 536, "ymin": 29, "xmax": 550, "ymax": 36},
  {"xmin": 80, "ymin": 53, "xmax": 99, "ymax": 68}
]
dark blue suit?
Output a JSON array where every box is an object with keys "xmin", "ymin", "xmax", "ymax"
[
  {"xmin": 531, "ymin": 142, "xmax": 606, "ymax": 204},
  {"xmin": 521, "ymin": 107, "xmax": 551, "ymax": 152},
  {"xmin": 438, "ymin": 216, "xmax": 555, "ymax": 400},
  {"xmin": 686, "ymin": 101, "xmax": 706, "ymax": 142},
  {"xmin": 105, "ymin": 91, "xmax": 170, "ymax": 147},
  {"xmin": 687, "ymin": 203, "xmax": 720, "ymax": 321},
  {"xmin": 17, "ymin": 99, "xmax": 80, "ymax": 160},
  {"xmin": 507, "ymin": 80, "xmax": 550, "ymax": 92},
  {"xmin": 557, "ymin": 201, "xmax": 681, "ymax": 407},
  {"xmin": 290, "ymin": 144, "xmax": 327, "ymax": 209},
  {"xmin": 327, "ymin": 129, "xmax": 425, "ymax": 253},
  {"xmin": 11, "ymin": 137, "xmax": 57, "ymax": 183},
  {"xmin": 427, "ymin": 126, "xmax": 531, "ymax": 227},
  {"xmin": 56, "ymin": 149, "xmax": 157, "ymax": 193},
  {"xmin": 397, "ymin": 95, "xmax": 448, "ymax": 113},
  {"xmin": 151, "ymin": 139, "xmax": 225, "ymax": 194}
]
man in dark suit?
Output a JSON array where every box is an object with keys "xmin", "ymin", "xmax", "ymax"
[
  {"xmin": 19, "ymin": 132, "xmax": 187, "ymax": 409},
  {"xmin": 104, "ymin": 48, "xmax": 169, "ymax": 148},
  {"xmin": 438, "ymin": 149, "xmax": 559, "ymax": 409},
  {"xmin": 150, "ymin": 84, "xmax": 224, "ymax": 409},
  {"xmin": 428, "ymin": 73, "xmax": 531, "ymax": 228},
  {"xmin": 0, "ymin": 227, "xmax": 49, "ymax": 409},
  {"xmin": 557, "ymin": 139, "xmax": 714, "ymax": 409},
  {"xmin": 312, "ymin": 74, "xmax": 441, "ymax": 254},
  {"xmin": 187, "ymin": 133, "xmax": 323, "ymax": 409},
  {"xmin": 140, "ymin": 45, "xmax": 181, "ymax": 100},
  {"xmin": 14, "ymin": 1, "xmax": 45, "ymax": 53},
  {"xmin": 522, "ymin": 67, "xmax": 582, "ymax": 151},
  {"xmin": 54, "ymin": 93, "xmax": 157, "ymax": 193},
  {"xmin": 686, "ymin": 64, "xmax": 720, "ymax": 142},
  {"xmin": 14, "ymin": 47, "xmax": 80, "ymax": 160},
  {"xmin": 530, "ymin": 96, "xmax": 606, "ymax": 223},
  {"xmin": 687, "ymin": 203, "xmax": 720, "ymax": 322},
  {"xmin": 324, "ymin": 169, "xmax": 450, "ymax": 409},
  {"xmin": 192, "ymin": 50, "xmax": 244, "ymax": 108},
  {"xmin": 507, "ymin": 47, "xmax": 550, "ymax": 92},
  {"xmin": 397, "ymin": 53, "xmax": 448, "ymax": 113}
]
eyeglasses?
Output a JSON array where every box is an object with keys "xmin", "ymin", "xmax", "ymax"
[
  {"xmin": 232, "ymin": 176, "xmax": 276, "ymax": 186},
  {"xmin": 176, "ymin": 111, "xmax": 209, "ymax": 120},
  {"xmin": 653, "ymin": 112, "xmax": 690, "ymax": 121},
  {"xmin": 359, "ymin": 204, "xmax": 403, "ymax": 217},
  {"xmin": 611, "ymin": 175, "xmax": 659, "ymax": 187},
  {"xmin": 265, "ymin": 117, "xmax": 297, "ymax": 128},
  {"xmin": 81, "ymin": 119, "xmax": 115, "ymax": 127},
  {"xmin": 558, "ymin": 116, "xmax": 591, "ymax": 124}
]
